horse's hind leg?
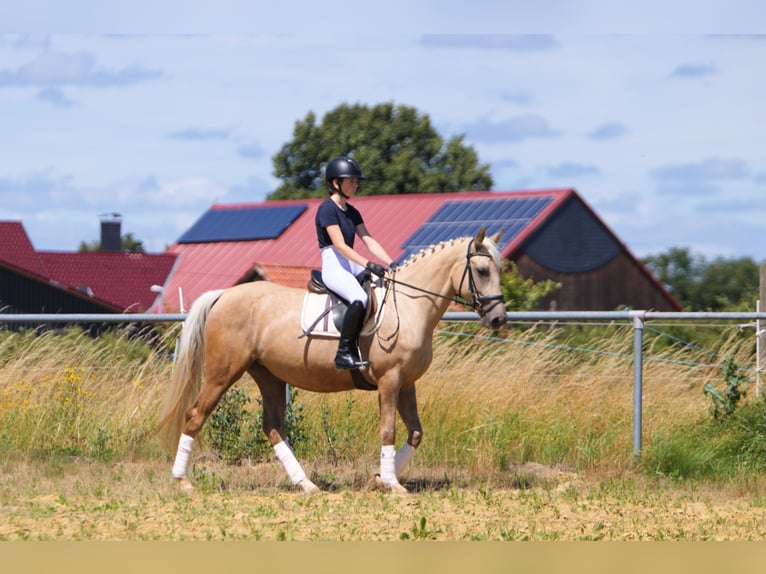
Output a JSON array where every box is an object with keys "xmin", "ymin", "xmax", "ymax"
[
  {"xmin": 251, "ymin": 366, "xmax": 319, "ymax": 494},
  {"xmin": 171, "ymin": 362, "xmax": 248, "ymax": 491}
]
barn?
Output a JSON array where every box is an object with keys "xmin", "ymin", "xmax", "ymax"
[
  {"xmin": 160, "ymin": 188, "xmax": 681, "ymax": 313},
  {"xmin": 0, "ymin": 219, "xmax": 178, "ymax": 315}
]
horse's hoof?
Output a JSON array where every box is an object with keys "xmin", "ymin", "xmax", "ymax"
[
  {"xmin": 175, "ymin": 476, "xmax": 195, "ymax": 495},
  {"xmin": 297, "ymin": 478, "xmax": 320, "ymax": 494},
  {"xmin": 389, "ymin": 482, "xmax": 409, "ymax": 495},
  {"xmin": 370, "ymin": 474, "xmax": 408, "ymax": 494}
]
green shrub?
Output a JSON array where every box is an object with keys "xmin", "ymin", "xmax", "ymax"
[
  {"xmin": 642, "ymin": 397, "xmax": 766, "ymax": 480},
  {"xmin": 205, "ymin": 387, "xmax": 308, "ymax": 464}
]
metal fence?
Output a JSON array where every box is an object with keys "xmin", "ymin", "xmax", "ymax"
[{"xmin": 2, "ymin": 308, "xmax": 765, "ymax": 459}]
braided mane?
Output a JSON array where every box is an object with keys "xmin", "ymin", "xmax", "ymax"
[
  {"xmin": 399, "ymin": 237, "xmax": 463, "ymax": 268},
  {"xmin": 398, "ymin": 235, "xmax": 501, "ymax": 269}
]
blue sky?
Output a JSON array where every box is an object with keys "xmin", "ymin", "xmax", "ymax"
[{"xmin": 1, "ymin": 2, "xmax": 765, "ymax": 262}]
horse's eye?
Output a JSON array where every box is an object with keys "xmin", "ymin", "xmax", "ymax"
[{"xmin": 477, "ymin": 266, "xmax": 490, "ymax": 278}]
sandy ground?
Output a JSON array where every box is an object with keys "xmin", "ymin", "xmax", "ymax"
[{"xmin": 2, "ymin": 457, "xmax": 766, "ymax": 542}]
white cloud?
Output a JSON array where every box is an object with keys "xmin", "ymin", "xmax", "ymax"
[
  {"xmin": 670, "ymin": 63, "xmax": 717, "ymax": 78},
  {"xmin": 0, "ymin": 50, "xmax": 163, "ymax": 87},
  {"xmin": 651, "ymin": 158, "xmax": 750, "ymax": 181},
  {"xmin": 420, "ymin": 34, "xmax": 558, "ymax": 52},
  {"xmin": 168, "ymin": 127, "xmax": 232, "ymax": 140},
  {"xmin": 0, "ymin": 31, "xmax": 764, "ymax": 262},
  {"xmin": 36, "ymin": 86, "xmax": 75, "ymax": 107},
  {"xmin": 465, "ymin": 115, "xmax": 562, "ymax": 143},
  {"xmin": 588, "ymin": 122, "xmax": 628, "ymax": 140},
  {"xmin": 545, "ymin": 162, "xmax": 601, "ymax": 178}
]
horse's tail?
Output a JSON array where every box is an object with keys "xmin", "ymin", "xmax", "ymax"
[{"xmin": 157, "ymin": 289, "xmax": 225, "ymax": 452}]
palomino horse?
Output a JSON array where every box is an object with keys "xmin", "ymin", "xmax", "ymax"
[{"xmin": 158, "ymin": 227, "xmax": 506, "ymax": 493}]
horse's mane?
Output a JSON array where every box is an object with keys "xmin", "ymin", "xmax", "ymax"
[{"xmin": 399, "ymin": 235, "xmax": 501, "ymax": 269}]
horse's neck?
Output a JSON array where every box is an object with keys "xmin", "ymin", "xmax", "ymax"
[{"xmin": 394, "ymin": 241, "xmax": 464, "ymax": 326}]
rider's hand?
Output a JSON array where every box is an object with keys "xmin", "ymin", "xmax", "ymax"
[{"xmin": 366, "ymin": 261, "xmax": 387, "ymax": 278}]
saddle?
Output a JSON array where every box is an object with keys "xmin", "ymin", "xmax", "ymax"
[{"xmin": 300, "ymin": 270, "xmax": 379, "ymax": 339}]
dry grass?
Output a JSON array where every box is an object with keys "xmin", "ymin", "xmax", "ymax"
[
  {"xmin": 0, "ymin": 322, "xmax": 754, "ymax": 470},
  {"xmin": 0, "ymin": 326, "xmax": 177, "ymax": 459},
  {"xmin": 1, "ymin": 322, "xmax": 765, "ymax": 541}
]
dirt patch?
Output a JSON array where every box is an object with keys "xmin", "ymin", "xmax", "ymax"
[{"xmin": 1, "ymin": 458, "xmax": 765, "ymax": 541}]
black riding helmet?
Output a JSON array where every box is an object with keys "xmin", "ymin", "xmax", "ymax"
[{"xmin": 325, "ymin": 156, "xmax": 365, "ymax": 186}]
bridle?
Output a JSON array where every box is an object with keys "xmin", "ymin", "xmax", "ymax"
[
  {"xmin": 382, "ymin": 238, "xmax": 505, "ymax": 324},
  {"xmin": 454, "ymin": 238, "xmax": 506, "ymax": 317}
]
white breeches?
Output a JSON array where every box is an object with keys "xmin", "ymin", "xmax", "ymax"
[{"xmin": 321, "ymin": 246, "xmax": 367, "ymax": 306}]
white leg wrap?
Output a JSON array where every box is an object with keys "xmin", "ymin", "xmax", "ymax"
[
  {"xmin": 274, "ymin": 441, "xmax": 307, "ymax": 485},
  {"xmin": 380, "ymin": 444, "xmax": 397, "ymax": 485},
  {"xmin": 172, "ymin": 433, "xmax": 194, "ymax": 478},
  {"xmin": 394, "ymin": 442, "xmax": 416, "ymax": 475}
]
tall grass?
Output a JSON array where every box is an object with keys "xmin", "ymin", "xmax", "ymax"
[
  {"xmin": 0, "ymin": 325, "xmax": 178, "ymax": 461},
  {"xmin": 0, "ymin": 321, "xmax": 762, "ymax": 485}
]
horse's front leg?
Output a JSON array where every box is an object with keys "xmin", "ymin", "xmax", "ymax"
[
  {"xmin": 377, "ymin": 380, "xmax": 409, "ymax": 494},
  {"xmin": 253, "ymin": 368, "xmax": 319, "ymax": 494}
]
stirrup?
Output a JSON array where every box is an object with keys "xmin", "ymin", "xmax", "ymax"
[{"xmin": 334, "ymin": 353, "xmax": 370, "ymax": 370}]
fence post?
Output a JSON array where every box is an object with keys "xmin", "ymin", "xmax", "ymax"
[
  {"xmin": 759, "ymin": 263, "xmax": 766, "ymax": 397},
  {"xmin": 631, "ymin": 311, "xmax": 646, "ymax": 461},
  {"xmin": 754, "ymin": 299, "xmax": 761, "ymax": 397}
]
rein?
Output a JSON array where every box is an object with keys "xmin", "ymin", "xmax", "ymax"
[{"xmin": 382, "ymin": 238, "xmax": 504, "ymax": 329}]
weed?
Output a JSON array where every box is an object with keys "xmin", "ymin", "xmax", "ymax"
[
  {"xmin": 206, "ymin": 388, "xmax": 265, "ymax": 464},
  {"xmin": 399, "ymin": 516, "xmax": 442, "ymax": 540},
  {"xmin": 90, "ymin": 426, "xmax": 114, "ymax": 463},
  {"xmin": 704, "ymin": 355, "xmax": 748, "ymax": 419},
  {"xmin": 319, "ymin": 395, "xmax": 357, "ymax": 464}
]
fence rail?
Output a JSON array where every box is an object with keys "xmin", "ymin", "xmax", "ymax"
[{"xmin": 2, "ymin": 309, "xmax": 765, "ymax": 459}]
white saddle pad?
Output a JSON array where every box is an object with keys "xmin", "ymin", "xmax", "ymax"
[
  {"xmin": 300, "ymin": 292, "xmax": 342, "ymax": 338},
  {"xmin": 300, "ymin": 286, "xmax": 384, "ymax": 339}
]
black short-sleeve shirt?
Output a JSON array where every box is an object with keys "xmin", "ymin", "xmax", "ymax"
[{"xmin": 316, "ymin": 198, "xmax": 364, "ymax": 249}]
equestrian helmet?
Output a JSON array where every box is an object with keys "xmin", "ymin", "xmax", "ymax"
[{"xmin": 325, "ymin": 156, "xmax": 365, "ymax": 183}]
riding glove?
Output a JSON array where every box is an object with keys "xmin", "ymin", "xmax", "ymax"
[{"xmin": 366, "ymin": 261, "xmax": 387, "ymax": 277}]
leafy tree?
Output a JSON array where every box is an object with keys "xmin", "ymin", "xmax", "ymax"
[
  {"xmin": 501, "ymin": 261, "xmax": 561, "ymax": 311},
  {"xmin": 78, "ymin": 232, "xmax": 145, "ymax": 253},
  {"xmin": 643, "ymin": 247, "xmax": 760, "ymax": 311},
  {"xmin": 642, "ymin": 247, "xmax": 704, "ymax": 309},
  {"xmin": 699, "ymin": 256, "xmax": 760, "ymax": 311},
  {"xmin": 269, "ymin": 102, "xmax": 493, "ymax": 199}
]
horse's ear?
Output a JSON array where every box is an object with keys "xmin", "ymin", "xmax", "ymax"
[
  {"xmin": 491, "ymin": 228, "xmax": 504, "ymax": 244},
  {"xmin": 474, "ymin": 226, "xmax": 487, "ymax": 246}
]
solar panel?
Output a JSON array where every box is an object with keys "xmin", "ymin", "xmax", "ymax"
[
  {"xmin": 177, "ymin": 204, "xmax": 307, "ymax": 243},
  {"xmin": 398, "ymin": 197, "xmax": 553, "ymax": 260}
]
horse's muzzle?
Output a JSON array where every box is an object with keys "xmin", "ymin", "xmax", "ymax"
[
  {"xmin": 477, "ymin": 296, "xmax": 507, "ymax": 330},
  {"xmin": 487, "ymin": 313, "xmax": 507, "ymax": 330}
]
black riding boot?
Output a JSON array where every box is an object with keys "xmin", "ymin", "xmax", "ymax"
[{"xmin": 334, "ymin": 301, "xmax": 369, "ymax": 370}]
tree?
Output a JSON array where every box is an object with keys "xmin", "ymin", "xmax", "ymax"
[
  {"xmin": 699, "ymin": 256, "xmax": 759, "ymax": 311},
  {"xmin": 643, "ymin": 247, "xmax": 759, "ymax": 311},
  {"xmin": 78, "ymin": 232, "xmax": 145, "ymax": 253},
  {"xmin": 501, "ymin": 261, "xmax": 561, "ymax": 311},
  {"xmin": 269, "ymin": 102, "xmax": 493, "ymax": 199},
  {"xmin": 643, "ymin": 247, "xmax": 705, "ymax": 310}
]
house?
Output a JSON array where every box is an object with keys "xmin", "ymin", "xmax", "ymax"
[
  {"xmin": 161, "ymin": 189, "xmax": 681, "ymax": 313},
  {"xmin": 0, "ymin": 218, "xmax": 179, "ymax": 315}
]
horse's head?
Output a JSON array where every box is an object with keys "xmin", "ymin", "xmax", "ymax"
[{"xmin": 456, "ymin": 227, "xmax": 508, "ymax": 330}]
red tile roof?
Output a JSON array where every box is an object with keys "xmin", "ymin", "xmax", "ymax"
[
  {"xmin": 162, "ymin": 189, "xmax": 573, "ymax": 311},
  {"xmin": 0, "ymin": 221, "xmax": 179, "ymax": 313},
  {"xmin": 38, "ymin": 251, "xmax": 179, "ymax": 312},
  {"xmin": 0, "ymin": 221, "xmax": 48, "ymax": 277}
]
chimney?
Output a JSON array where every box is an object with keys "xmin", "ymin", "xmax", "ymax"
[{"xmin": 99, "ymin": 212, "xmax": 122, "ymax": 252}]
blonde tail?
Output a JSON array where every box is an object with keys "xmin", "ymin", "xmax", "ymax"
[{"xmin": 157, "ymin": 289, "xmax": 224, "ymax": 451}]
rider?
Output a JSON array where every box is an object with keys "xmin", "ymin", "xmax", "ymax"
[{"xmin": 316, "ymin": 156, "xmax": 396, "ymax": 370}]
